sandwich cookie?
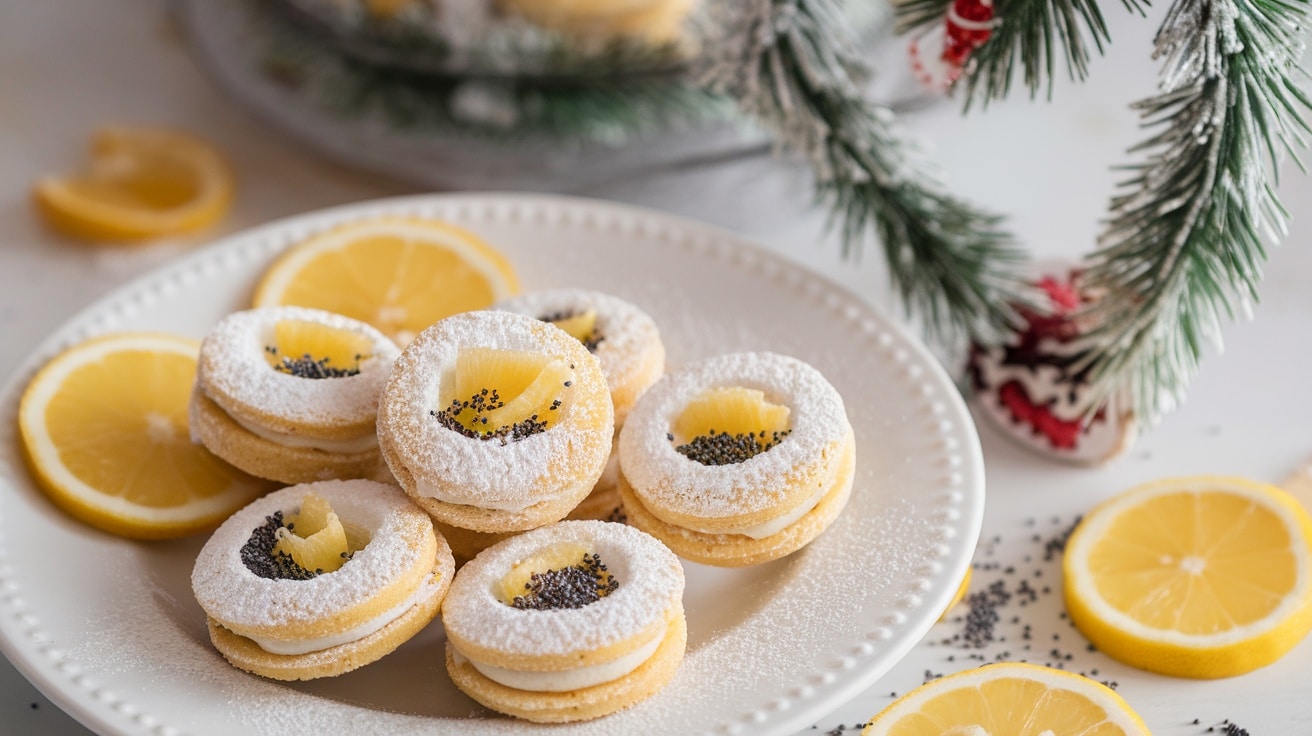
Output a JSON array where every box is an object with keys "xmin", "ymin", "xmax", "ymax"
[
  {"xmin": 443, "ymin": 520, "xmax": 685, "ymax": 723},
  {"xmin": 377, "ymin": 310, "xmax": 614, "ymax": 533},
  {"xmin": 190, "ymin": 306, "xmax": 400, "ymax": 484},
  {"xmin": 618, "ymin": 351, "xmax": 855, "ymax": 566},
  {"xmin": 191, "ymin": 479, "xmax": 454, "ymax": 680},
  {"xmin": 497, "ymin": 289, "xmax": 664, "ymax": 523}
]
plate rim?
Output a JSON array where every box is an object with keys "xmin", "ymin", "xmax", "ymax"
[{"xmin": 0, "ymin": 192, "xmax": 985, "ymax": 736}]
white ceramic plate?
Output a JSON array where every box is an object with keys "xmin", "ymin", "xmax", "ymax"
[{"xmin": 0, "ymin": 194, "xmax": 983, "ymax": 736}]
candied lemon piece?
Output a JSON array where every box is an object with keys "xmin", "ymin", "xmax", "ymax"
[
  {"xmin": 495, "ymin": 543, "xmax": 617, "ymax": 609},
  {"xmin": 265, "ymin": 319, "xmax": 373, "ymax": 378},
  {"xmin": 495, "ymin": 543, "xmax": 590, "ymax": 605},
  {"xmin": 673, "ymin": 387, "xmax": 790, "ymax": 445},
  {"xmin": 274, "ymin": 493, "xmax": 351, "ymax": 574},
  {"xmin": 546, "ymin": 309, "xmax": 601, "ymax": 349},
  {"xmin": 451, "ymin": 347, "xmax": 550, "ymax": 406},
  {"xmin": 437, "ymin": 347, "xmax": 570, "ymax": 439}
]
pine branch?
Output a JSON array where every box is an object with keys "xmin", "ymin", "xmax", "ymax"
[
  {"xmin": 1077, "ymin": 0, "xmax": 1311, "ymax": 420},
  {"xmin": 895, "ymin": 0, "xmax": 956, "ymax": 34},
  {"xmin": 895, "ymin": 0, "xmax": 1147, "ymax": 108},
  {"xmin": 697, "ymin": 0, "xmax": 1033, "ymax": 344},
  {"xmin": 960, "ymin": 0, "xmax": 1148, "ymax": 108}
]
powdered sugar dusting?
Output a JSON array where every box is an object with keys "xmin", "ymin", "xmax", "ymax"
[
  {"xmin": 197, "ymin": 306, "xmax": 399, "ymax": 431},
  {"xmin": 192, "ymin": 480, "xmax": 434, "ymax": 633},
  {"xmin": 619, "ymin": 352, "xmax": 849, "ymax": 519},
  {"xmin": 443, "ymin": 521, "xmax": 683, "ymax": 658},
  {"xmin": 379, "ymin": 310, "xmax": 613, "ymax": 510}
]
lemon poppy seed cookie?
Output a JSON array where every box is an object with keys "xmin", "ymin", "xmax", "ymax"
[
  {"xmin": 191, "ymin": 306, "xmax": 400, "ymax": 484},
  {"xmin": 377, "ymin": 310, "xmax": 614, "ymax": 533},
  {"xmin": 498, "ymin": 289, "xmax": 664, "ymax": 524},
  {"xmin": 618, "ymin": 351, "xmax": 855, "ymax": 566},
  {"xmin": 443, "ymin": 520, "xmax": 686, "ymax": 723},
  {"xmin": 191, "ymin": 479, "xmax": 454, "ymax": 680}
]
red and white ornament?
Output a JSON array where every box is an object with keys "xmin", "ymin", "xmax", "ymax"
[
  {"xmin": 966, "ymin": 267, "xmax": 1138, "ymax": 465},
  {"xmin": 908, "ymin": 0, "xmax": 997, "ymax": 92}
]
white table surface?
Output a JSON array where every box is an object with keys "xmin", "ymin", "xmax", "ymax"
[{"xmin": 3, "ymin": 1, "xmax": 1311, "ymax": 734}]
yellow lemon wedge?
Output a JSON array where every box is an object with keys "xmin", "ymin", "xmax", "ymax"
[
  {"xmin": 1064, "ymin": 475, "xmax": 1312, "ymax": 678},
  {"xmin": 33, "ymin": 127, "xmax": 234, "ymax": 242},
  {"xmin": 252, "ymin": 217, "xmax": 519, "ymax": 346},
  {"xmin": 17, "ymin": 333, "xmax": 271, "ymax": 539},
  {"xmin": 863, "ymin": 662, "xmax": 1151, "ymax": 735}
]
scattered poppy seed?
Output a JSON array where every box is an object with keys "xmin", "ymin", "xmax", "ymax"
[
  {"xmin": 266, "ymin": 346, "xmax": 363, "ymax": 379},
  {"xmin": 239, "ymin": 511, "xmax": 320, "ymax": 580},
  {"xmin": 676, "ymin": 429, "xmax": 792, "ymax": 466},
  {"xmin": 432, "ymin": 388, "xmax": 550, "ymax": 444}
]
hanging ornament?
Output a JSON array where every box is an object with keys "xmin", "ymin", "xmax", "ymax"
[
  {"xmin": 967, "ymin": 267, "xmax": 1138, "ymax": 465},
  {"xmin": 908, "ymin": 0, "xmax": 996, "ymax": 92}
]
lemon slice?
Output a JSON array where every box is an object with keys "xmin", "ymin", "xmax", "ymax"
[
  {"xmin": 863, "ymin": 662, "xmax": 1151, "ymax": 735},
  {"xmin": 33, "ymin": 127, "xmax": 234, "ymax": 242},
  {"xmin": 939, "ymin": 568, "xmax": 972, "ymax": 622},
  {"xmin": 252, "ymin": 217, "xmax": 519, "ymax": 346},
  {"xmin": 1064, "ymin": 475, "xmax": 1312, "ymax": 678},
  {"xmin": 18, "ymin": 333, "xmax": 271, "ymax": 539}
]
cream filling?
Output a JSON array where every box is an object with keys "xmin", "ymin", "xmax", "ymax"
[
  {"xmin": 416, "ymin": 479, "xmax": 536, "ymax": 512},
  {"xmin": 250, "ymin": 581, "xmax": 430, "ymax": 656},
  {"xmin": 231, "ymin": 413, "xmax": 379, "ymax": 454},
  {"xmin": 455, "ymin": 632, "xmax": 663, "ymax": 692},
  {"xmin": 686, "ymin": 479, "xmax": 832, "ymax": 540}
]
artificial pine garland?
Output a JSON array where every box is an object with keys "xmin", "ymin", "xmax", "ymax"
[
  {"xmin": 244, "ymin": 0, "xmax": 1311, "ymax": 425},
  {"xmin": 694, "ymin": 0, "xmax": 1033, "ymax": 347},
  {"xmin": 897, "ymin": 0, "xmax": 1308, "ymax": 420},
  {"xmin": 1079, "ymin": 0, "xmax": 1312, "ymax": 416}
]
